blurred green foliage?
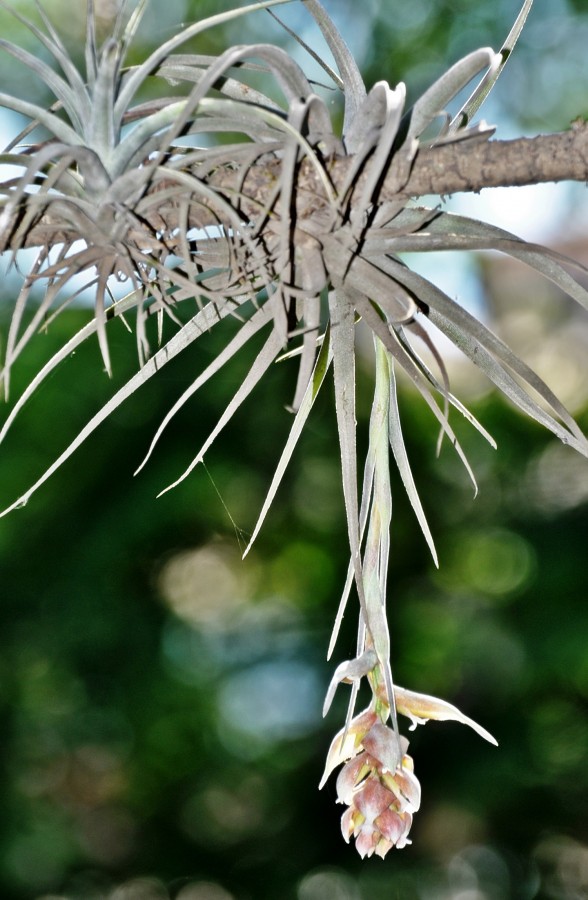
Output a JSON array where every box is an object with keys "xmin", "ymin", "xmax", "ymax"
[{"xmin": 1, "ymin": 1, "xmax": 588, "ymax": 898}]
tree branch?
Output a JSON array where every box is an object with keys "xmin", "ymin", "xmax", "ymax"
[
  {"xmin": 3, "ymin": 123, "xmax": 588, "ymax": 251},
  {"xmin": 395, "ymin": 120, "xmax": 588, "ymax": 198},
  {"xmin": 227, "ymin": 122, "xmax": 588, "ymax": 217}
]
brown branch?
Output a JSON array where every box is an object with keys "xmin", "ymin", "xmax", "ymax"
[
  {"xmin": 228, "ymin": 122, "xmax": 588, "ymax": 215},
  {"xmin": 3, "ymin": 123, "xmax": 588, "ymax": 251},
  {"xmin": 395, "ymin": 120, "xmax": 588, "ymax": 198}
]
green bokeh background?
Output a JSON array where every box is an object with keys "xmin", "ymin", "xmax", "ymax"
[{"xmin": 1, "ymin": 2, "xmax": 588, "ymax": 898}]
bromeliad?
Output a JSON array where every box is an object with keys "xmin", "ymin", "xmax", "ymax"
[{"xmin": 1, "ymin": 0, "xmax": 586, "ymax": 857}]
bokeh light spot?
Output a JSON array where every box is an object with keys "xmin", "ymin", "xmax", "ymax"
[
  {"xmin": 158, "ymin": 542, "xmax": 256, "ymax": 627},
  {"xmin": 176, "ymin": 884, "xmax": 235, "ymax": 900},
  {"xmin": 529, "ymin": 699, "xmax": 588, "ymax": 775},
  {"xmin": 442, "ymin": 527, "xmax": 536, "ymax": 600},
  {"xmin": 297, "ymin": 867, "xmax": 361, "ymax": 900},
  {"xmin": 218, "ymin": 660, "xmax": 322, "ymax": 755}
]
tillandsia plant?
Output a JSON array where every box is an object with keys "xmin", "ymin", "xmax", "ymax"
[{"xmin": 1, "ymin": 0, "xmax": 588, "ymax": 858}]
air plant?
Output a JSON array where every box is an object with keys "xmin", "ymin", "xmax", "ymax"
[{"xmin": 1, "ymin": 0, "xmax": 587, "ymax": 858}]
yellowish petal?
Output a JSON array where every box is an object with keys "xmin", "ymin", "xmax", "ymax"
[{"xmin": 319, "ymin": 706, "xmax": 378, "ymax": 789}]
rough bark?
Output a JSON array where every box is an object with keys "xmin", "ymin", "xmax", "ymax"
[
  {"xmin": 227, "ymin": 121, "xmax": 588, "ymax": 217},
  {"xmin": 390, "ymin": 120, "xmax": 588, "ymax": 198}
]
